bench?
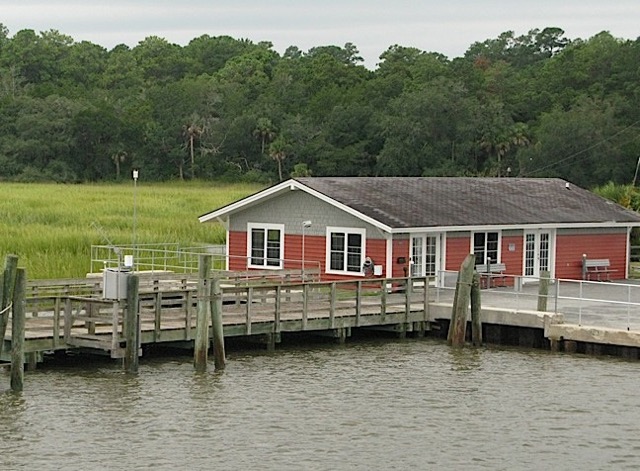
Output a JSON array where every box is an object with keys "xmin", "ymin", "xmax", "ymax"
[
  {"xmin": 583, "ymin": 259, "xmax": 616, "ymax": 281},
  {"xmin": 476, "ymin": 262, "xmax": 507, "ymax": 288}
]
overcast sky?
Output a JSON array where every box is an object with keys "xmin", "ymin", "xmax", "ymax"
[{"xmin": 2, "ymin": 1, "xmax": 638, "ymax": 68}]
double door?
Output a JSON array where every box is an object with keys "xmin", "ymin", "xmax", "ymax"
[
  {"xmin": 410, "ymin": 234, "xmax": 441, "ymax": 281},
  {"xmin": 523, "ymin": 230, "xmax": 552, "ymax": 281}
]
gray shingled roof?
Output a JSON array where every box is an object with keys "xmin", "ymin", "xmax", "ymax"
[{"xmin": 295, "ymin": 177, "xmax": 640, "ymax": 229}]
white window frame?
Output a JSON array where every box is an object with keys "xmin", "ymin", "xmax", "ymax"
[
  {"xmin": 325, "ymin": 226, "xmax": 366, "ymax": 276},
  {"xmin": 471, "ymin": 231, "xmax": 501, "ymax": 265},
  {"xmin": 247, "ymin": 223, "xmax": 285, "ymax": 269}
]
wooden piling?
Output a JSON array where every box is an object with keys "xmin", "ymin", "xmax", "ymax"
[
  {"xmin": 210, "ymin": 276, "xmax": 226, "ymax": 370},
  {"xmin": 537, "ymin": 270, "xmax": 550, "ymax": 312},
  {"xmin": 194, "ymin": 254, "xmax": 211, "ymax": 372},
  {"xmin": 124, "ymin": 274, "xmax": 139, "ymax": 374},
  {"xmin": 10, "ymin": 268, "xmax": 26, "ymax": 392},
  {"xmin": 0, "ymin": 254, "xmax": 19, "ymax": 353},
  {"xmin": 447, "ymin": 254, "xmax": 475, "ymax": 347},
  {"xmin": 471, "ymin": 272, "xmax": 483, "ymax": 346}
]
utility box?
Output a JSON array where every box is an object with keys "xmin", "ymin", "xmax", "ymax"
[
  {"xmin": 103, "ymin": 268, "xmax": 130, "ymax": 300},
  {"xmin": 374, "ymin": 265, "xmax": 383, "ymax": 276}
]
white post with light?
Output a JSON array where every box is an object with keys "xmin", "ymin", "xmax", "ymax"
[
  {"xmin": 132, "ymin": 169, "xmax": 139, "ymax": 271},
  {"xmin": 302, "ymin": 220, "xmax": 312, "ymax": 280}
]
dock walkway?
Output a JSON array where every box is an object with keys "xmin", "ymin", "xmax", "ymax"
[{"xmin": 3, "ymin": 273, "xmax": 640, "ymax": 364}]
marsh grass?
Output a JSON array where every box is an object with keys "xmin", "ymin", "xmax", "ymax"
[{"xmin": 0, "ymin": 181, "xmax": 261, "ymax": 279}]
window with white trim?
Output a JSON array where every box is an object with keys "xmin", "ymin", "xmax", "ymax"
[
  {"xmin": 472, "ymin": 231, "xmax": 500, "ymax": 265},
  {"xmin": 247, "ymin": 223, "xmax": 284, "ymax": 269},
  {"xmin": 326, "ymin": 227, "xmax": 366, "ymax": 275}
]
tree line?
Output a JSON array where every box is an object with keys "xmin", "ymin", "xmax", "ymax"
[{"xmin": 0, "ymin": 25, "xmax": 639, "ymax": 189}]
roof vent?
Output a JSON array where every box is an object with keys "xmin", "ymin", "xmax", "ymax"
[{"xmin": 565, "ymin": 182, "xmax": 571, "ymax": 190}]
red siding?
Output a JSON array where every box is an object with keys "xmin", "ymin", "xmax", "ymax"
[
  {"xmin": 227, "ymin": 230, "xmax": 388, "ymax": 280},
  {"xmin": 501, "ymin": 234, "xmax": 523, "ymax": 276},
  {"xmin": 229, "ymin": 228, "xmax": 630, "ymax": 281},
  {"xmin": 446, "ymin": 236, "xmax": 470, "ymax": 271},
  {"xmin": 556, "ymin": 232, "xmax": 628, "ymax": 279},
  {"xmin": 283, "ymin": 234, "xmax": 325, "ymax": 271},
  {"xmin": 392, "ymin": 239, "xmax": 410, "ymax": 277},
  {"xmin": 228, "ymin": 230, "xmax": 247, "ymax": 271}
]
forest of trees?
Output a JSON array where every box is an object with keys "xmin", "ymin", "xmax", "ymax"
[{"xmin": 0, "ymin": 25, "xmax": 639, "ymax": 189}]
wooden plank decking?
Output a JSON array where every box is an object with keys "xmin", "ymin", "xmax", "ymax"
[{"xmin": 2, "ymin": 275, "xmax": 432, "ymax": 359}]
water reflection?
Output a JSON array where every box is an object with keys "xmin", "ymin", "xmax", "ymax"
[
  {"xmin": 1, "ymin": 340, "xmax": 640, "ymax": 470},
  {"xmin": 447, "ymin": 345, "xmax": 483, "ymax": 371}
]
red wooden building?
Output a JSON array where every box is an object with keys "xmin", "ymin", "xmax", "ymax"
[{"xmin": 199, "ymin": 177, "xmax": 640, "ymax": 283}]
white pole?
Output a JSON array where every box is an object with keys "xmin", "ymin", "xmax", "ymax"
[
  {"xmin": 302, "ymin": 220, "xmax": 312, "ymax": 280},
  {"xmin": 132, "ymin": 169, "xmax": 139, "ymax": 270}
]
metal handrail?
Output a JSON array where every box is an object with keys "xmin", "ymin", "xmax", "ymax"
[{"xmin": 434, "ymin": 270, "xmax": 640, "ymax": 331}]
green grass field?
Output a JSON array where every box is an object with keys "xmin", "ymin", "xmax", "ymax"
[{"xmin": 0, "ymin": 181, "xmax": 261, "ymax": 279}]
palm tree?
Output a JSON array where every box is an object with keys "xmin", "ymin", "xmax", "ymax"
[
  {"xmin": 480, "ymin": 123, "xmax": 530, "ymax": 176},
  {"xmin": 253, "ymin": 117, "xmax": 276, "ymax": 155},
  {"xmin": 268, "ymin": 136, "xmax": 288, "ymax": 181},
  {"xmin": 183, "ymin": 114, "xmax": 204, "ymax": 179},
  {"xmin": 110, "ymin": 150, "xmax": 127, "ymax": 179}
]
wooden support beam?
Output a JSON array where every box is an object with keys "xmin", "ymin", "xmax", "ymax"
[
  {"xmin": 380, "ymin": 280, "xmax": 387, "ymax": 323},
  {"xmin": 274, "ymin": 285, "xmax": 281, "ymax": 333},
  {"xmin": 537, "ymin": 270, "xmax": 550, "ymax": 312},
  {"xmin": 329, "ymin": 282, "xmax": 336, "ymax": 328},
  {"xmin": 154, "ymin": 291, "xmax": 162, "ymax": 342},
  {"xmin": 124, "ymin": 274, "xmax": 139, "ymax": 374},
  {"xmin": 404, "ymin": 277, "xmax": 412, "ymax": 324},
  {"xmin": 0, "ymin": 254, "xmax": 18, "ymax": 353},
  {"xmin": 194, "ymin": 254, "xmax": 211, "ymax": 372},
  {"xmin": 10, "ymin": 267, "xmax": 25, "ymax": 392},
  {"xmin": 448, "ymin": 254, "xmax": 475, "ymax": 347},
  {"xmin": 471, "ymin": 273, "xmax": 482, "ymax": 347},
  {"xmin": 246, "ymin": 286, "xmax": 253, "ymax": 335},
  {"xmin": 211, "ymin": 276, "xmax": 225, "ymax": 370},
  {"xmin": 53, "ymin": 297, "xmax": 61, "ymax": 349},
  {"xmin": 423, "ymin": 278, "xmax": 429, "ymax": 324},
  {"xmin": 264, "ymin": 332, "xmax": 279, "ymax": 352},
  {"xmin": 26, "ymin": 352, "xmax": 39, "ymax": 371},
  {"xmin": 63, "ymin": 298, "xmax": 72, "ymax": 344},
  {"xmin": 302, "ymin": 284, "xmax": 309, "ymax": 330},
  {"xmin": 355, "ymin": 281, "xmax": 362, "ymax": 327}
]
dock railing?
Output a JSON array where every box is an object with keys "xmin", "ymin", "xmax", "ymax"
[
  {"xmin": 10, "ymin": 275, "xmax": 432, "ymax": 358},
  {"xmin": 90, "ymin": 243, "xmax": 226, "ymax": 274},
  {"xmin": 90, "ymin": 244, "xmax": 322, "ymax": 280},
  {"xmin": 436, "ymin": 270, "xmax": 640, "ymax": 332}
]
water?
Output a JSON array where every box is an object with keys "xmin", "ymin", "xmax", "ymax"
[{"xmin": 2, "ymin": 340, "xmax": 640, "ymax": 470}]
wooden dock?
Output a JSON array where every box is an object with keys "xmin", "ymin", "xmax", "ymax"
[
  {"xmin": 4, "ymin": 268, "xmax": 640, "ymax": 377},
  {"xmin": 1, "ymin": 273, "xmax": 435, "ymax": 364}
]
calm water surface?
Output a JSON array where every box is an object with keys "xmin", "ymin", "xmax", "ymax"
[{"xmin": 2, "ymin": 339, "xmax": 640, "ymax": 470}]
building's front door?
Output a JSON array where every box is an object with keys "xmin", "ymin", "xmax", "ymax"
[
  {"xmin": 410, "ymin": 234, "xmax": 441, "ymax": 283},
  {"xmin": 523, "ymin": 230, "xmax": 553, "ymax": 282}
]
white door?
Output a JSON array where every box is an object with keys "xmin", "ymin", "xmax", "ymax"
[
  {"xmin": 410, "ymin": 234, "xmax": 441, "ymax": 283},
  {"xmin": 523, "ymin": 230, "xmax": 552, "ymax": 282}
]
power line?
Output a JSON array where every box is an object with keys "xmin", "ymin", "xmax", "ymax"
[{"xmin": 522, "ymin": 119, "xmax": 640, "ymax": 177}]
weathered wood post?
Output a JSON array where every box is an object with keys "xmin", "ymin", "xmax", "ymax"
[
  {"xmin": 10, "ymin": 268, "xmax": 26, "ymax": 392},
  {"xmin": 537, "ymin": 270, "xmax": 550, "ymax": 312},
  {"xmin": 447, "ymin": 254, "xmax": 475, "ymax": 347},
  {"xmin": 210, "ymin": 275, "xmax": 226, "ymax": 370},
  {"xmin": 124, "ymin": 274, "xmax": 140, "ymax": 373},
  {"xmin": 0, "ymin": 254, "xmax": 19, "ymax": 352},
  {"xmin": 194, "ymin": 254, "xmax": 211, "ymax": 372},
  {"xmin": 471, "ymin": 272, "xmax": 483, "ymax": 346}
]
